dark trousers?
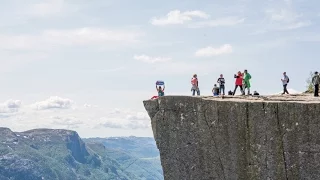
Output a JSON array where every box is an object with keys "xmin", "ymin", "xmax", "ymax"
[
  {"xmin": 233, "ymin": 85, "xmax": 243, "ymax": 95},
  {"xmin": 283, "ymin": 84, "xmax": 289, "ymax": 94},
  {"xmin": 315, "ymin": 84, "xmax": 319, "ymax": 97}
]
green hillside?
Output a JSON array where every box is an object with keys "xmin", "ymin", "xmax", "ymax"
[{"xmin": 0, "ymin": 128, "xmax": 163, "ymax": 180}]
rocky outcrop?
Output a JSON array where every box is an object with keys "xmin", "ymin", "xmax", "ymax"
[
  {"xmin": 0, "ymin": 128, "xmax": 163, "ymax": 180},
  {"xmin": 143, "ymin": 94, "xmax": 320, "ymax": 180}
]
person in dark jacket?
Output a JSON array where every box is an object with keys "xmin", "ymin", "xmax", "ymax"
[
  {"xmin": 217, "ymin": 74, "xmax": 225, "ymax": 95},
  {"xmin": 312, "ymin": 71, "xmax": 320, "ymax": 97}
]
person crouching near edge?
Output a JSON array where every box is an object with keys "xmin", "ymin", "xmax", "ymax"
[
  {"xmin": 191, "ymin": 74, "xmax": 200, "ymax": 96},
  {"xmin": 233, "ymin": 71, "xmax": 244, "ymax": 95},
  {"xmin": 156, "ymin": 85, "xmax": 165, "ymax": 97},
  {"xmin": 217, "ymin": 74, "xmax": 225, "ymax": 95},
  {"xmin": 312, "ymin": 71, "xmax": 320, "ymax": 97},
  {"xmin": 212, "ymin": 84, "xmax": 219, "ymax": 96}
]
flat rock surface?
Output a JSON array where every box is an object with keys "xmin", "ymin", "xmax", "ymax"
[{"xmin": 143, "ymin": 94, "xmax": 320, "ymax": 180}]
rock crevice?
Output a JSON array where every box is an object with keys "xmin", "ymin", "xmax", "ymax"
[{"xmin": 143, "ymin": 95, "xmax": 320, "ymax": 180}]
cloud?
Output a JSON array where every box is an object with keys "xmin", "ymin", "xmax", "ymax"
[
  {"xmin": 26, "ymin": 0, "xmax": 66, "ymax": 17},
  {"xmin": 266, "ymin": 9, "xmax": 301, "ymax": 22},
  {"xmin": 126, "ymin": 112, "xmax": 150, "ymax": 121},
  {"xmin": 0, "ymin": 28, "xmax": 143, "ymax": 51},
  {"xmin": 0, "ymin": 100, "xmax": 22, "ymax": 117},
  {"xmin": 31, "ymin": 96, "xmax": 73, "ymax": 110},
  {"xmin": 83, "ymin": 104, "xmax": 98, "ymax": 108},
  {"xmin": 151, "ymin": 10, "xmax": 209, "ymax": 26},
  {"xmin": 43, "ymin": 28, "xmax": 142, "ymax": 45},
  {"xmin": 189, "ymin": 17, "xmax": 245, "ymax": 28},
  {"xmin": 279, "ymin": 21, "xmax": 311, "ymax": 30},
  {"xmin": 99, "ymin": 117, "xmax": 150, "ymax": 129},
  {"xmin": 134, "ymin": 54, "xmax": 171, "ymax": 63},
  {"xmin": 263, "ymin": 3, "xmax": 311, "ymax": 31},
  {"xmin": 195, "ymin": 44, "xmax": 233, "ymax": 57},
  {"xmin": 51, "ymin": 116, "xmax": 84, "ymax": 129},
  {"xmin": 94, "ymin": 110, "xmax": 151, "ymax": 129}
]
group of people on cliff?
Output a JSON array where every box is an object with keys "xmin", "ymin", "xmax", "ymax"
[
  {"xmin": 155, "ymin": 70, "xmax": 320, "ymax": 98},
  {"xmin": 191, "ymin": 70, "xmax": 257, "ymax": 96}
]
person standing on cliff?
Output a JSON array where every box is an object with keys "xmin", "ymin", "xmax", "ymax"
[
  {"xmin": 233, "ymin": 71, "xmax": 244, "ymax": 95},
  {"xmin": 191, "ymin": 74, "xmax": 200, "ymax": 96},
  {"xmin": 312, "ymin": 71, "xmax": 320, "ymax": 97},
  {"xmin": 281, "ymin": 72, "xmax": 290, "ymax": 94},
  {"xmin": 217, "ymin": 74, "xmax": 225, "ymax": 95},
  {"xmin": 243, "ymin": 69, "xmax": 252, "ymax": 95},
  {"xmin": 156, "ymin": 85, "xmax": 165, "ymax": 97}
]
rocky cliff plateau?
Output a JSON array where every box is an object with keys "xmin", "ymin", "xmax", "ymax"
[{"xmin": 143, "ymin": 94, "xmax": 320, "ymax": 180}]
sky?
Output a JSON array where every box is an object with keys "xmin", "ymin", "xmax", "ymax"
[{"xmin": 0, "ymin": 0, "xmax": 319, "ymax": 138}]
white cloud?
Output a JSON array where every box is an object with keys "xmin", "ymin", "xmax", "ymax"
[
  {"xmin": 0, "ymin": 100, "xmax": 22, "ymax": 117},
  {"xmin": 134, "ymin": 54, "xmax": 171, "ymax": 63},
  {"xmin": 151, "ymin": 10, "xmax": 209, "ymax": 26},
  {"xmin": 195, "ymin": 44, "xmax": 233, "ymax": 57},
  {"xmin": 126, "ymin": 112, "xmax": 150, "ymax": 121},
  {"xmin": 98, "ymin": 117, "xmax": 150, "ymax": 129},
  {"xmin": 32, "ymin": 96, "xmax": 73, "ymax": 110},
  {"xmin": 83, "ymin": 104, "xmax": 98, "ymax": 108},
  {"xmin": 51, "ymin": 116, "xmax": 84, "ymax": 129},
  {"xmin": 27, "ymin": 0, "xmax": 65, "ymax": 17},
  {"xmin": 189, "ymin": 17, "xmax": 245, "ymax": 28},
  {"xmin": 91, "ymin": 110, "xmax": 151, "ymax": 129},
  {"xmin": 266, "ymin": 9, "xmax": 301, "ymax": 22},
  {"xmin": 279, "ymin": 21, "xmax": 311, "ymax": 30},
  {"xmin": 43, "ymin": 28, "xmax": 142, "ymax": 45},
  {"xmin": 0, "ymin": 28, "xmax": 143, "ymax": 51},
  {"xmin": 110, "ymin": 108, "xmax": 121, "ymax": 114},
  {"xmin": 263, "ymin": 3, "xmax": 311, "ymax": 31}
]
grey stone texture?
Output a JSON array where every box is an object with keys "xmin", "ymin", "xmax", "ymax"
[{"xmin": 143, "ymin": 94, "xmax": 320, "ymax": 180}]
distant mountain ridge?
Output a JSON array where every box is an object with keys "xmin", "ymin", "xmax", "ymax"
[{"xmin": 0, "ymin": 127, "xmax": 163, "ymax": 180}]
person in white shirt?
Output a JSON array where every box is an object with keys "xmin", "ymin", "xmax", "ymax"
[{"xmin": 281, "ymin": 72, "xmax": 289, "ymax": 94}]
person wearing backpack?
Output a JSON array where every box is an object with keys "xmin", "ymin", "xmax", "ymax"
[
  {"xmin": 312, "ymin": 71, "xmax": 320, "ymax": 97},
  {"xmin": 281, "ymin": 72, "xmax": 290, "ymax": 94},
  {"xmin": 243, "ymin": 69, "xmax": 251, "ymax": 95},
  {"xmin": 191, "ymin": 74, "xmax": 200, "ymax": 96}
]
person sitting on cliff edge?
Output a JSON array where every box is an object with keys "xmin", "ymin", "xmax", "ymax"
[
  {"xmin": 212, "ymin": 84, "xmax": 219, "ymax": 96},
  {"xmin": 191, "ymin": 74, "xmax": 200, "ymax": 96}
]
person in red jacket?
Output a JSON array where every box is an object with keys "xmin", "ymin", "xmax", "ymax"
[
  {"xmin": 233, "ymin": 71, "xmax": 244, "ymax": 95},
  {"xmin": 191, "ymin": 74, "xmax": 200, "ymax": 96}
]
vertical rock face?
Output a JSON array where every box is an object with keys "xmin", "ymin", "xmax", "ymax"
[{"xmin": 143, "ymin": 95, "xmax": 320, "ymax": 180}]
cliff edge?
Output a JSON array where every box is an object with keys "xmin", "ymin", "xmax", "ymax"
[{"xmin": 143, "ymin": 94, "xmax": 320, "ymax": 180}]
